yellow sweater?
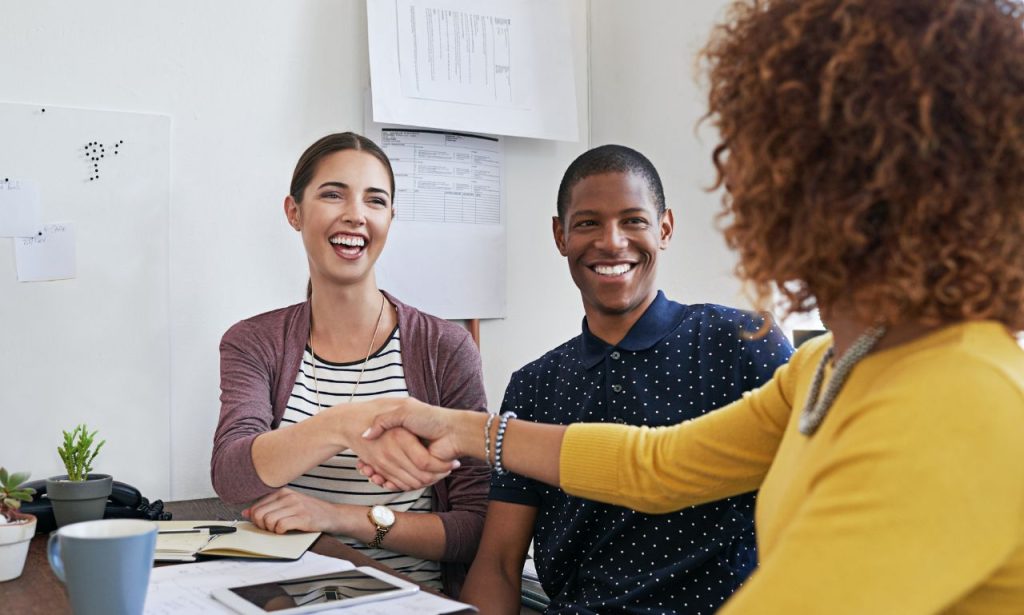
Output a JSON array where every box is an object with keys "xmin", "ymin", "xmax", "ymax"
[{"xmin": 561, "ymin": 322, "xmax": 1024, "ymax": 614}]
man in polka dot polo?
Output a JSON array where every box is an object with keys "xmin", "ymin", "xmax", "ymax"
[{"xmin": 458, "ymin": 145, "xmax": 793, "ymax": 614}]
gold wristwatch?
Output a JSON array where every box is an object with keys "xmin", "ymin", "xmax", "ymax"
[{"xmin": 367, "ymin": 505, "xmax": 396, "ymax": 549}]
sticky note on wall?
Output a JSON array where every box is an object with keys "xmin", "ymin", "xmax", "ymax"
[{"xmin": 15, "ymin": 222, "xmax": 76, "ymax": 282}]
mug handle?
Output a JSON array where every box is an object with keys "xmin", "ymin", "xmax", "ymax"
[{"xmin": 47, "ymin": 532, "xmax": 66, "ymax": 583}]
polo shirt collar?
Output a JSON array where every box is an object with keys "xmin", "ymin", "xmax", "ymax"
[{"xmin": 579, "ymin": 291, "xmax": 686, "ymax": 369}]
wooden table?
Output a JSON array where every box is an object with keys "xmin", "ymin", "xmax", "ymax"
[{"xmin": 3, "ymin": 499, "xmax": 491, "ymax": 614}]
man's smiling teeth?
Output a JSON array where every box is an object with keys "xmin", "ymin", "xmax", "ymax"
[
  {"xmin": 329, "ymin": 235, "xmax": 365, "ymax": 247},
  {"xmin": 593, "ymin": 264, "xmax": 633, "ymax": 276}
]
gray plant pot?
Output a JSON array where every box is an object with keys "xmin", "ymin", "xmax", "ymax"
[{"xmin": 46, "ymin": 474, "xmax": 113, "ymax": 528}]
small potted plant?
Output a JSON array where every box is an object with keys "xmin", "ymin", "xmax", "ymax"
[
  {"xmin": 0, "ymin": 468, "xmax": 37, "ymax": 582},
  {"xmin": 46, "ymin": 424, "xmax": 112, "ymax": 528}
]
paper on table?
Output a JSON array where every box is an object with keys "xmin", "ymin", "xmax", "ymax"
[
  {"xmin": 311, "ymin": 590, "xmax": 479, "ymax": 614},
  {"xmin": 0, "ymin": 179, "xmax": 42, "ymax": 238},
  {"xmin": 14, "ymin": 222, "xmax": 75, "ymax": 282},
  {"xmin": 145, "ymin": 552, "xmax": 477, "ymax": 615},
  {"xmin": 145, "ymin": 552, "xmax": 353, "ymax": 614}
]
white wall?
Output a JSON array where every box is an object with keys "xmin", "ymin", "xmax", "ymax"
[
  {"xmin": 1, "ymin": 0, "xmax": 751, "ymax": 500},
  {"xmin": 1, "ymin": 0, "xmax": 590, "ymax": 499},
  {"xmin": 588, "ymin": 0, "xmax": 744, "ymax": 310}
]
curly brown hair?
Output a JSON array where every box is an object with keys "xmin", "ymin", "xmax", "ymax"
[{"xmin": 703, "ymin": 0, "xmax": 1024, "ymax": 331}]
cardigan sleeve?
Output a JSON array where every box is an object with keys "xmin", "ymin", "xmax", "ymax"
[
  {"xmin": 434, "ymin": 328, "xmax": 490, "ymax": 564},
  {"xmin": 560, "ymin": 343, "xmax": 799, "ymax": 513},
  {"xmin": 210, "ymin": 320, "xmax": 277, "ymax": 504}
]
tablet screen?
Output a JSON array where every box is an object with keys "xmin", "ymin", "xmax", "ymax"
[{"xmin": 226, "ymin": 570, "xmax": 407, "ymax": 611}]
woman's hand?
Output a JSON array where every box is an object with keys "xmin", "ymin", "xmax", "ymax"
[
  {"xmin": 242, "ymin": 487, "xmax": 346, "ymax": 534},
  {"xmin": 340, "ymin": 398, "xmax": 459, "ymax": 491}
]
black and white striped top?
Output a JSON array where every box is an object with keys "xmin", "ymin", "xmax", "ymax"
[{"xmin": 281, "ymin": 326, "xmax": 441, "ymax": 588}]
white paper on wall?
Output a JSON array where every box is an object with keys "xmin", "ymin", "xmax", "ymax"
[
  {"xmin": 0, "ymin": 179, "xmax": 43, "ymax": 238},
  {"xmin": 368, "ymin": 125, "xmax": 507, "ymax": 320},
  {"xmin": 367, "ymin": 0, "xmax": 579, "ymax": 142},
  {"xmin": 14, "ymin": 222, "xmax": 76, "ymax": 282}
]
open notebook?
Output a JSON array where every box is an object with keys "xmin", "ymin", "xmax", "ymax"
[{"xmin": 155, "ymin": 520, "xmax": 320, "ymax": 562}]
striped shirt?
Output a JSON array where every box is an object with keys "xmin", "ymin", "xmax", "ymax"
[{"xmin": 280, "ymin": 325, "xmax": 441, "ymax": 588}]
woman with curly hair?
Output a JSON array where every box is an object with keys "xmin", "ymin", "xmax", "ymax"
[{"xmin": 357, "ymin": 0, "xmax": 1024, "ymax": 611}]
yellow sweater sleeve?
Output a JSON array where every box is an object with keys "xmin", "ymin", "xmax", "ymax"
[
  {"xmin": 559, "ymin": 344, "xmax": 800, "ymax": 513},
  {"xmin": 718, "ymin": 356, "xmax": 1024, "ymax": 614}
]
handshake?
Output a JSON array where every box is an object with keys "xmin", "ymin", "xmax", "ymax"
[
  {"xmin": 346, "ymin": 398, "xmax": 561, "ymax": 492},
  {"xmin": 347, "ymin": 398, "xmax": 481, "ymax": 492}
]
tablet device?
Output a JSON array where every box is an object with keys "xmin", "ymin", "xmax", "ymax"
[{"xmin": 210, "ymin": 566, "xmax": 419, "ymax": 614}]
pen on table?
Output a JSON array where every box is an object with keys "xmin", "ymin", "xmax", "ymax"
[{"xmin": 158, "ymin": 525, "xmax": 237, "ymax": 535}]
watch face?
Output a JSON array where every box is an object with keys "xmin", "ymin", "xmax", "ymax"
[{"xmin": 371, "ymin": 506, "xmax": 395, "ymax": 527}]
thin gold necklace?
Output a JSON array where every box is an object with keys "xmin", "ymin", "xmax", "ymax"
[{"xmin": 309, "ymin": 292, "xmax": 387, "ymax": 407}]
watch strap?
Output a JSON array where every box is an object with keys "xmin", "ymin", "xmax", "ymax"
[{"xmin": 368, "ymin": 523, "xmax": 390, "ymax": 549}]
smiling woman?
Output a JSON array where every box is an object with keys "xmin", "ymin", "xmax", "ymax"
[{"xmin": 210, "ymin": 133, "xmax": 489, "ymax": 597}]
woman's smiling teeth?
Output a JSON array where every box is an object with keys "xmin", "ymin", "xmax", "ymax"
[
  {"xmin": 330, "ymin": 235, "xmax": 365, "ymax": 247},
  {"xmin": 593, "ymin": 263, "xmax": 633, "ymax": 276},
  {"xmin": 329, "ymin": 234, "xmax": 367, "ymax": 258}
]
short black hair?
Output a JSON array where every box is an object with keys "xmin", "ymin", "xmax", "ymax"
[{"xmin": 556, "ymin": 144, "xmax": 666, "ymax": 220}]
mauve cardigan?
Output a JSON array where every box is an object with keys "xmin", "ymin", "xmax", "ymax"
[{"xmin": 211, "ymin": 291, "xmax": 489, "ymax": 596}]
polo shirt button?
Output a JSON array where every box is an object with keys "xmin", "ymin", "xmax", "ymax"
[
  {"xmin": 611, "ymin": 384, "xmax": 623, "ymax": 393},
  {"xmin": 610, "ymin": 351, "xmax": 621, "ymax": 360}
]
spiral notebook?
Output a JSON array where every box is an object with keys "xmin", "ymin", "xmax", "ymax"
[{"xmin": 154, "ymin": 520, "xmax": 320, "ymax": 562}]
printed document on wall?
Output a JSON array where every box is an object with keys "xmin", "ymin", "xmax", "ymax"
[
  {"xmin": 367, "ymin": 0, "xmax": 578, "ymax": 141},
  {"xmin": 371, "ymin": 127, "xmax": 506, "ymax": 320}
]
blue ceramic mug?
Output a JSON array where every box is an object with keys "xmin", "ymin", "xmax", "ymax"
[{"xmin": 48, "ymin": 519, "xmax": 157, "ymax": 615}]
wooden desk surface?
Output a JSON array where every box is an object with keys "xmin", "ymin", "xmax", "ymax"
[{"xmin": 3, "ymin": 498, "xmax": 499, "ymax": 615}]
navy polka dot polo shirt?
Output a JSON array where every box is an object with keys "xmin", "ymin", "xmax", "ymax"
[{"xmin": 491, "ymin": 291, "xmax": 794, "ymax": 614}]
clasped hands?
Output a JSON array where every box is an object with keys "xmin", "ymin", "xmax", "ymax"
[
  {"xmin": 243, "ymin": 398, "xmax": 464, "ymax": 534},
  {"xmin": 351, "ymin": 397, "xmax": 465, "ymax": 491}
]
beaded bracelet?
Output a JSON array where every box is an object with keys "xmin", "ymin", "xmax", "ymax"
[
  {"xmin": 493, "ymin": 411, "xmax": 517, "ymax": 476},
  {"xmin": 483, "ymin": 413, "xmax": 497, "ymax": 469}
]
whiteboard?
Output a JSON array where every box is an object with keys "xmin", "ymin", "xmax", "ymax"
[{"xmin": 0, "ymin": 103, "xmax": 170, "ymax": 498}]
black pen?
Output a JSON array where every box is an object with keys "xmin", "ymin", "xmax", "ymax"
[{"xmin": 158, "ymin": 525, "xmax": 237, "ymax": 535}]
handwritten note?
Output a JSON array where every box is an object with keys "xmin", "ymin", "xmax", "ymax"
[
  {"xmin": 0, "ymin": 179, "xmax": 42, "ymax": 237},
  {"xmin": 14, "ymin": 222, "xmax": 75, "ymax": 282}
]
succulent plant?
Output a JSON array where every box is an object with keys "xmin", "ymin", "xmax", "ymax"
[
  {"xmin": 0, "ymin": 468, "xmax": 36, "ymax": 523},
  {"xmin": 58, "ymin": 424, "xmax": 106, "ymax": 482}
]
